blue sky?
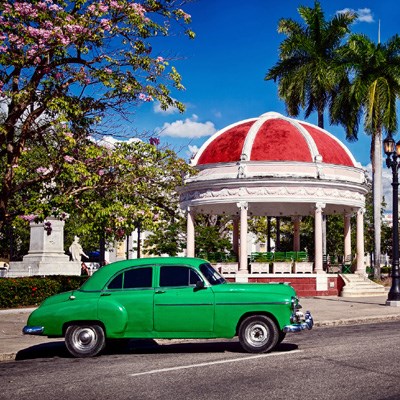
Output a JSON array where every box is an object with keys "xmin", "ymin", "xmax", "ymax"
[{"xmin": 130, "ymin": 0, "xmax": 399, "ymax": 174}]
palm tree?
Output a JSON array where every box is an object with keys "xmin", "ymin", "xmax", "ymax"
[
  {"xmin": 330, "ymin": 33, "xmax": 400, "ymax": 279},
  {"xmin": 265, "ymin": 0, "xmax": 356, "ymax": 129}
]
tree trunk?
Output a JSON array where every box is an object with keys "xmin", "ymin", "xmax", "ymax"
[
  {"xmin": 372, "ymin": 132, "xmax": 382, "ymax": 279},
  {"xmin": 276, "ymin": 217, "xmax": 281, "ymax": 251},
  {"xmin": 317, "ymin": 108, "xmax": 327, "ymax": 256},
  {"xmin": 267, "ymin": 217, "xmax": 271, "ymax": 252}
]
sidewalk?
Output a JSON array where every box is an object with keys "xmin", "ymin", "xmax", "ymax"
[{"xmin": 1, "ymin": 295, "xmax": 400, "ymax": 362}]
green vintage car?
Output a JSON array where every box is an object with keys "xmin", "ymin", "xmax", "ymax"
[{"xmin": 23, "ymin": 257, "xmax": 313, "ymax": 357}]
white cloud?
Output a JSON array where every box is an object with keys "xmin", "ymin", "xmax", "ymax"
[
  {"xmin": 153, "ymin": 101, "xmax": 180, "ymax": 115},
  {"xmin": 91, "ymin": 135, "xmax": 141, "ymax": 149},
  {"xmin": 357, "ymin": 8, "xmax": 374, "ymax": 23},
  {"xmin": 157, "ymin": 114, "xmax": 217, "ymax": 138},
  {"xmin": 336, "ymin": 8, "xmax": 374, "ymax": 23}
]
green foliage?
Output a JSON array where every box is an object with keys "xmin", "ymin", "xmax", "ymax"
[
  {"xmin": 265, "ymin": 0, "xmax": 356, "ymax": 128},
  {"xmin": 248, "ymin": 217, "xmax": 270, "ymax": 244},
  {"xmin": 144, "ymin": 213, "xmax": 234, "ymax": 260},
  {"xmin": 0, "ymin": 276, "xmax": 87, "ymax": 309},
  {"xmin": 330, "ymin": 34, "xmax": 400, "ymax": 139},
  {"xmin": 143, "ymin": 216, "xmax": 187, "ymax": 256},
  {"xmin": 248, "ymin": 216, "xmax": 308, "ymax": 253},
  {"xmin": 194, "ymin": 215, "xmax": 233, "ymax": 259},
  {"xmin": 326, "ymin": 215, "xmax": 344, "ymax": 257}
]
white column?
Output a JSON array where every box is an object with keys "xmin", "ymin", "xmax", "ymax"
[
  {"xmin": 237, "ymin": 202, "xmax": 248, "ymax": 272},
  {"xmin": 186, "ymin": 207, "xmax": 195, "ymax": 257},
  {"xmin": 344, "ymin": 213, "xmax": 352, "ymax": 259},
  {"xmin": 322, "ymin": 214, "xmax": 327, "ymax": 255},
  {"xmin": 314, "ymin": 203, "xmax": 325, "ymax": 273},
  {"xmin": 232, "ymin": 217, "xmax": 239, "ymax": 258},
  {"xmin": 292, "ymin": 216, "xmax": 301, "ymax": 252},
  {"xmin": 356, "ymin": 208, "xmax": 365, "ymax": 273}
]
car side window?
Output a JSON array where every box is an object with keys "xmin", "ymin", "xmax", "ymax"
[
  {"xmin": 108, "ymin": 273, "xmax": 123, "ymax": 289},
  {"xmin": 107, "ymin": 267, "xmax": 153, "ymax": 289},
  {"xmin": 159, "ymin": 266, "xmax": 202, "ymax": 287}
]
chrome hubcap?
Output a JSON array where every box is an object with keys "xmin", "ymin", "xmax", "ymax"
[
  {"xmin": 246, "ymin": 323, "xmax": 268, "ymax": 347},
  {"xmin": 72, "ymin": 327, "xmax": 97, "ymax": 351}
]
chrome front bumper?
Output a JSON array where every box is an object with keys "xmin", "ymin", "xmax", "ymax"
[
  {"xmin": 23, "ymin": 325, "xmax": 44, "ymax": 335},
  {"xmin": 283, "ymin": 311, "xmax": 313, "ymax": 333}
]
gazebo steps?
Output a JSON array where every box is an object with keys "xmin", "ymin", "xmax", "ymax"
[{"xmin": 340, "ymin": 273, "xmax": 386, "ymax": 297}]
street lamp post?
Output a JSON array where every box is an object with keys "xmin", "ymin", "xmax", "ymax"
[{"xmin": 383, "ymin": 135, "xmax": 400, "ymax": 306}]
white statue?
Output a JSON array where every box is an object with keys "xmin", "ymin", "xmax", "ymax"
[{"xmin": 69, "ymin": 236, "xmax": 88, "ymax": 262}]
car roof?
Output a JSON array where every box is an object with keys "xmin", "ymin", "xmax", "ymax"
[{"xmin": 80, "ymin": 257, "xmax": 208, "ymax": 291}]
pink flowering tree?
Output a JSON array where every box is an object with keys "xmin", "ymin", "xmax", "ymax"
[{"xmin": 0, "ymin": 0, "xmax": 194, "ymax": 228}]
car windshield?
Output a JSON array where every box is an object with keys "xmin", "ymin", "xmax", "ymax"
[{"xmin": 200, "ymin": 263, "xmax": 226, "ymax": 285}]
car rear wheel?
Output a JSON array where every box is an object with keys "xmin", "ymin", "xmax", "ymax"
[
  {"xmin": 277, "ymin": 331, "xmax": 286, "ymax": 344},
  {"xmin": 239, "ymin": 315, "xmax": 279, "ymax": 353},
  {"xmin": 65, "ymin": 324, "xmax": 106, "ymax": 358}
]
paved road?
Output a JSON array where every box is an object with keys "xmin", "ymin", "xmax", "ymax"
[
  {"xmin": 2, "ymin": 294, "xmax": 400, "ymax": 362},
  {"xmin": 2, "ymin": 320, "xmax": 400, "ymax": 400}
]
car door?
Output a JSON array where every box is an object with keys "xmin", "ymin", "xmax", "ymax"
[
  {"xmin": 98, "ymin": 265, "xmax": 154, "ymax": 337},
  {"xmin": 153, "ymin": 265, "xmax": 215, "ymax": 333}
]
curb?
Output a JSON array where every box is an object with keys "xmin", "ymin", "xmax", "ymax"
[
  {"xmin": 0, "ymin": 352, "xmax": 17, "ymax": 362},
  {"xmin": 0, "ymin": 308, "xmax": 36, "ymax": 314},
  {"xmin": 314, "ymin": 314, "xmax": 400, "ymax": 327}
]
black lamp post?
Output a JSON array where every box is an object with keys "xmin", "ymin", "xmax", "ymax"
[{"xmin": 383, "ymin": 135, "xmax": 400, "ymax": 305}]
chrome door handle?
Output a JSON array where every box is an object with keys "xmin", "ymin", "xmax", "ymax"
[{"xmin": 155, "ymin": 290, "xmax": 166, "ymax": 294}]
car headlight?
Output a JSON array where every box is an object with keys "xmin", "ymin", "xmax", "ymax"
[{"xmin": 290, "ymin": 296, "xmax": 301, "ymax": 311}]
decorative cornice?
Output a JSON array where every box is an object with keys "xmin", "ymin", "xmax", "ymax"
[{"xmin": 180, "ymin": 185, "xmax": 365, "ymax": 204}]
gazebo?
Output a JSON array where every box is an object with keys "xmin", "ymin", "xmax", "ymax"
[{"xmin": 179, "ymin": 112, "xmax": 369, "ymax": 294}]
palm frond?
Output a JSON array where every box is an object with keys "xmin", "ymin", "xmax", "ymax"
[{"xmin": 266, "ymin": 0, "xmax": 355, "ymax": 128}]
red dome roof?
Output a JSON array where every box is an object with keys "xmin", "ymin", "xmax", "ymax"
[{"xmin": 193, "ymin": 112, "xmax": 356, "ymax": 167}]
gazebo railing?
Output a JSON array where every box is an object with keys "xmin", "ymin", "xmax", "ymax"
[
  {"xmin": 250, "ymin": 251, "xmax": 309, "ymax": 263},
  {"xmin": 206, "ymin": 251, "xmax": 314, "ymax": 274},
  {"xmin": 248, "ymin": 251, "xmax": 312, "ymax": 274}
]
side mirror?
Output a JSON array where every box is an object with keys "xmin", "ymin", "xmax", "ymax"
[{"xmin": 195, "ymin": 280, "xmax": 205, "ymax": 289}]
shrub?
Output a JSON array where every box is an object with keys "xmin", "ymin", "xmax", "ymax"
[{"xmin": 0, "ymin": 275, "xmax": 88, "ymax": 309}]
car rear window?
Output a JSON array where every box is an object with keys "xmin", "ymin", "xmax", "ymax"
[{"xmin": 107, "ymin": 267, "xmax": 152, "ymax": 289}]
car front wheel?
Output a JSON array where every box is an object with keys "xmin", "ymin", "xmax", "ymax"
[
  {"xmin": 239, "ymin": 315, "xmax": 279, "ymax": 353},
  {"xmin": 65, "ymin": 324, "xmax": 106, "ymax": 358}
]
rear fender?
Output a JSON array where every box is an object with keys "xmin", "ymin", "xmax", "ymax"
[{"xmin": 97, "ymin": 299, "xmax": 128, "ymax": 336}]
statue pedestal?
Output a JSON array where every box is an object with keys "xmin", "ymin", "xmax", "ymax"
[
  {"xmin": 7, "ymin": 261, "xmax": 81, "ymax": 277},
  {"xmin": 8, "ymin": 218, "xmax": 81, "ymax": 277}
]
